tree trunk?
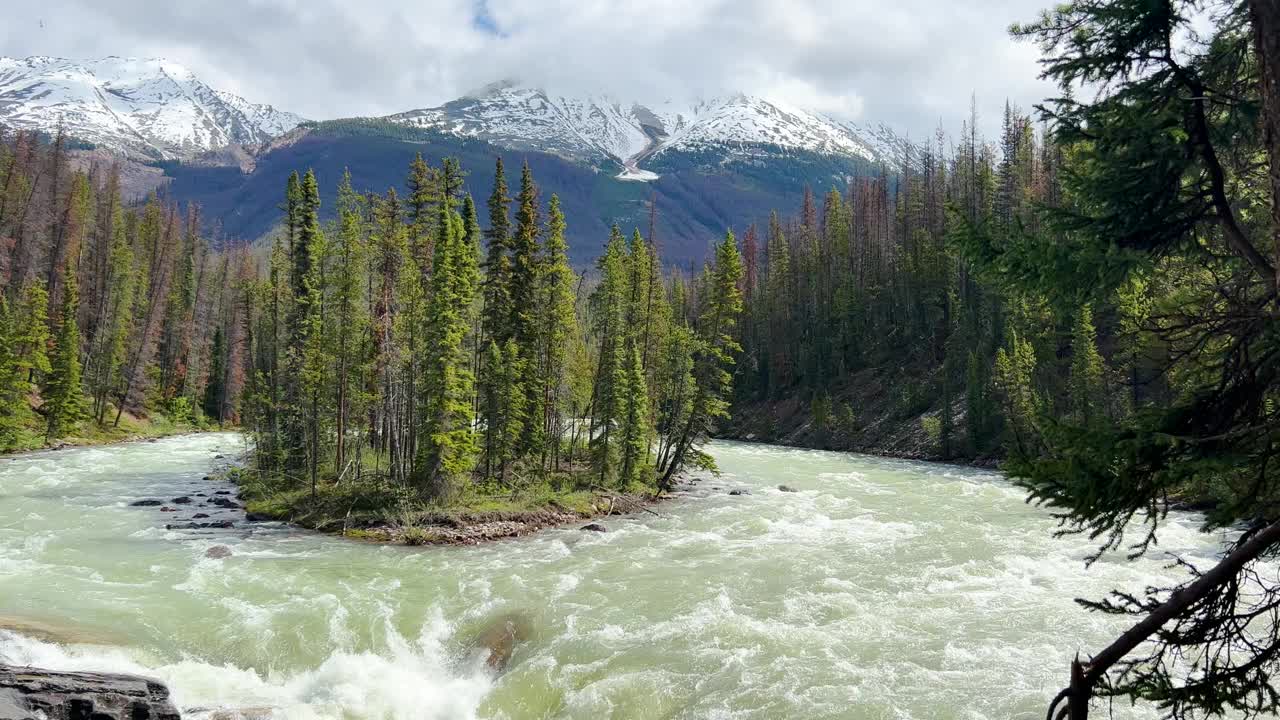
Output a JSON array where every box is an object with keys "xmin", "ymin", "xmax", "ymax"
[{"xmin": 1249, "ymin": 0, "xmax": 1280, "ymax": 300}]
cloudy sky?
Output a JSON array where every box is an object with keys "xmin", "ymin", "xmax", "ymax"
[{"xmin": 2, "ymin": 0, "xmax": 1056, "ymax": 138}]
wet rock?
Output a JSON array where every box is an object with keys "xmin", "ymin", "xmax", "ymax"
[
  {"xmin": 214, "ymin": 454, "xmax": 225, "ymax": 459},
  {"xmin": 580, "ymin": 523, "xmax": 607, "ymax": 533},
  {"xmin": 192, "ymin": 513, "xmax": 210, "ymax": 519},
  {"xmin": 202, "ymin": 475, "xmax": 211, "ymax": 481},
  {"xmin": 205, "ymin": 545, "xmax": 233, "ymax": 559},
  {"xmin": 467, "ymin": 613, "xmax": 531, "ymax": 674},
  {"xmin": 778, "ymin": 485, "xmax": 798, "ymax": 493},
  {"xmin": 171, "ymin": 496, "xmax": 192, "ymax": 504},
  {"xmin": 214, "ymin": 490, "xmax": 232, "ymax": 495},
  {"xmin": 729, "ymin": 489, "xmax": 750, "ymax": 496},
  {"xmin": 166, "ymin": 520, "xmax": 234, "ymax": 530},
  {"xmin": 211, "ymin": 497, "xmax": 241, "ymax": 509},
  {"xmin": 0, "ymin": 664, "xmax": 180, "ymax": 720},
  {"xmin": 159, "ymin": 507, "xmax": 177, "ymax": 513},
  {"xmin": 245, "ymin": 512, "xmax": 272, "ymax": 522},
  {"xmin": 129, "ymin": 499, "xmax": 163, "ymax": 507}
]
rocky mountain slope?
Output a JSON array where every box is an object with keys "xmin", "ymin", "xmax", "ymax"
[
  {"xmin": 386, "ymin": 81, "xmax": 893, "ymax": 181},
  {"xmin": 0, "ymin": 56, "xmax": 305, "ymax": 159},
  {"xmin": 0, "ymin": 56, "xmax": 906, "ymax": 263}
]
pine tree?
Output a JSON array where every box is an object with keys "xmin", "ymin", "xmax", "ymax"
[
  {"xmin": 618, "ymin": 342, "xmax": 650, "ymax": 487},
  {"xmin": 0, "ymin": 296, "xmax": 27, "ymax": 449},
  {"xmin": 1067, "ymin": 303, "xmax": 1105, "ymax": 426},
  {"xmin": 44, "ymin": 267, "xmax": 85, "ymax": 440},
  {"xmin": 15, "ymin": 281, "xmax": 51, "ymax": 385},
  {"xmin": 589, "ymin": 226, "xmax": 629, "ymax": 482},
  {"xmin": 509, "ymin": 161, "xmax": 544, "ymax": 454},
  {"xmin": 417, "ymin": 184, "xmax": 480, "ymax": 498},
  {"xmin": 202, "ymin": 325, "xmax": 226, "ymax": 424},
  {"xmin": 660, "ymin": 231, "xmax": 743, "ymax": 488},
  {"xmin": 539, "ymin": 194, "xmax": 577, "ymax": 470}
]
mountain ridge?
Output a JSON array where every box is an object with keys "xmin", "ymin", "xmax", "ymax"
[{"xmin": 0, "ymin": 55, "xmax": 306, "ymax": 160}]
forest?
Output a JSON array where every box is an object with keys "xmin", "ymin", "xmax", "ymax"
[
  {"xmin": 0, "ymin": 136, "xmax": 744, "ymax": 518},
  {"xmin": 1, "ymin": 0, "xmax": 1279, "ymax": 713}
]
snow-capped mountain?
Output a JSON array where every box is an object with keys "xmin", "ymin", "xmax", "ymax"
[
  {"xmin": 387, "ymin": 82, "xmax": 887, "ymax": 181},
  {"xmin": 0, "ymin": 56, "xmax": 306, "ymax": 159}
]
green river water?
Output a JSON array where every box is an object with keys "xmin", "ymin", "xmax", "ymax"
[{"xmin": 0, "ymin": 432, "xmax": 1234, "ymax": 719}]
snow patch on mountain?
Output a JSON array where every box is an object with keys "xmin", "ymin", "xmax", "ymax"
[
  {"xmin": 0, "ymin": 56, "xmax": 305, "ymax": 159},
  {"xmin": 387, "ymin": 83, "xmax": 890, "ymax": 182}
]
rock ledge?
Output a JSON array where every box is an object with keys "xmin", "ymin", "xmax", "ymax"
[{"xmin": 0, "ymin": 664, "xmax": 180, "ymax": 720}]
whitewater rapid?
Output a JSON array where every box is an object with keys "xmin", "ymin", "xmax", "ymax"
[{"xmin": 0, "ymin": 434, "xmax": 1236, "ymax": 719}]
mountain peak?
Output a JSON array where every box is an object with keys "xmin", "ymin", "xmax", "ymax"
[
  {"xmin": 385, "ymin": 83, "xmax": 887, "ymax": 182},
  {"xmin": 0, "ymin": 55, "xmax": 306, "ymax": 160}
]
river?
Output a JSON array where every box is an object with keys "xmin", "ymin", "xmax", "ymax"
[{"xmin": 0, "ymin": 433, "xmax": 1233, "ymax": 719}]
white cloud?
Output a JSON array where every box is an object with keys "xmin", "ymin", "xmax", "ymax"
[{"xmin": 1, "ymin": 0, "xmax": 1056, "ymax": 138}]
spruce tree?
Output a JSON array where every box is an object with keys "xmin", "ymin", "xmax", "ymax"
[
  {"xmin": 618, "ymin": 342, "xmax": 650, "ymax": 487},
  {"xmin": 44, "ymin": 267, "xmax": 85, "ymax": 440},
  {"xmin": 539, "ymin": 195, "xmax": 577, "ymax": 469},
  {"xmin": 202, "ymin": 325, "xmax": 226, "ymax": 424},
  {"xmin": 0, "ymin": 296, "xmax": 26, "ymax": 449},
  {"xmin": 417, "ymin": 183, "xmax": 480, "ymax": 498}
]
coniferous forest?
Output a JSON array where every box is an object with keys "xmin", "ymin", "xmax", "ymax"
[{"xmin": 1, "ymin": 0, "xmax": 1280, "ymax": 714}]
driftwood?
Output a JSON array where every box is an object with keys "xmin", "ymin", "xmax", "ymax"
[{"xmin": 589, "ymin": 486, "xmax": 662, "ymax": 517}]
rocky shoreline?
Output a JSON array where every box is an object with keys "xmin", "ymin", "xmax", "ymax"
[{"xmin": 0, "ymin": 665, "xmax": 179, "ymax": 720}]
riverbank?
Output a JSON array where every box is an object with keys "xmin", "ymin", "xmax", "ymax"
[
  {"xmin": 224, "ymin": 462, "xmax": 676, "ymax": 546},
  {"xmin": 0, "ymin": 407, "xmax": 207, "ymax": 456}
]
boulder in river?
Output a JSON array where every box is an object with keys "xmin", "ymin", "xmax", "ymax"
[
  {"xmin": 211, "ymin": 497, "xmax": 241, "ymax": 509},
  {"xmin": 0, "ymin": 664, "xmax": 180, "ymax": 720},
  {"xmin": 245, "ymin": 512, "xmax": 272, "ymax": 522},
  {"xmin": 205, "ymin": 545, "xmax": 233, "ymax": 559},
  {"xmin": 129, "ymin": 499, "xmax": 163, "ymax": 507},
  {"xmin": 466, "ymin": 613, "xmax": 531, "ymax": 674},
  {"xmin": 171, "ymin": 496, "xmax": 192, "ymax": 504},
  {"xmin": 192, "ymin": 513, "xmax": 210, "ymax": 519},
  {"xmin": 166, "ymin": 520, "xmax": 234, "ymax": 530},
  {"xmin": 778, "ymin": 485, "xmax": 798, "ymax": 493},
  {"xmin": 580, "ymin": 523, "xmax": 607, "ymax": 533},
  {"xmin": 729, "ymin": 489, "xmax": 750, "ymax": 496}
]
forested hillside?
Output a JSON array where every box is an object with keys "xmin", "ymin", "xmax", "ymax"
[
  {"xmin": 0, "ymin": 129, "xmax": 250, "ymax": 450},
  {"xmin": 723, "ymin": 104, "xmax": 1062, "ymax": 462}
]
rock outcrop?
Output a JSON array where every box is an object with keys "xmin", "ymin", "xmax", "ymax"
[{"xmin": 0, "ymin": 664, "xmax": 180, "ymax": 720}]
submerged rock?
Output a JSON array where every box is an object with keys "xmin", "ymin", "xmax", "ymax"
[
  {"xmin": 0, "ymin": 664, "xmax": 179, "ymax": 720},
  {"xmin": 192, "ymin": 513, "xmax": 210, "ymax": 519},
  {"xmin": 129, "ymin": 499, "xmax": 163, "ymax": 507},
  {"xmin": 729, "ymin": 489, "xmax": 750, "ymax": 496},
  {"xmin": 580, "ymin": 523, "xmax": 607, "ymax": 533},
  {"xmin": 205, "ymin": 545, "xmax": 233, "ymax": 559},
  {"xmin": 778, "ymin": 485, "xmax": 798, "ymax": 493},
  {"xmin": 466, "ymin": 613, "xmax": 532, "ymax": 674}
]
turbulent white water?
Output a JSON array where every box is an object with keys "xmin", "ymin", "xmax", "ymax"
[{"xmin": 0, "ymin": 433, "xmax": 1237, "ymax": 719}]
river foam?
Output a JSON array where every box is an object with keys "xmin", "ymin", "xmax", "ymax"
[{"xmin": 0, "ymin": 433, "xmax": 1251, "ymax": 719}]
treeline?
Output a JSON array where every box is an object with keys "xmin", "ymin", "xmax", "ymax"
[
  {"xmin": 243, "ymin": 155, "xmax": 743, "ymax": 500},
  {"xmin": 731, "ymin": 102, "xmax": 1143, "ymax": 460},
  {"xmin": 0, "ymin": 128, "xmax": 249, "ymax": 450},
  {"xmin": 736, "ymin": 0, "xmax": 1280, "ymax": 712}
]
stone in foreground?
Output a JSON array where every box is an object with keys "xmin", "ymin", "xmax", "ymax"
[{"xmin": 0, "ymin": 664, "xmax": 179, "ymax": 720}]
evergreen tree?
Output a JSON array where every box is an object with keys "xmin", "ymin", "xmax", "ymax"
[
  {"xmin": 0, "ymin": 296, "xmax": 26, "ymax": 448},
  {"xmin": 202, "ymin": 325, "xmax": 226, "ymax": 424},
  {"xmin": 618, "ymin": 342, "xmax": 650, "ymax": 487},
  {"xmin": 44, "ymin": 267, "xmax": 85, "ymax": 440},
  {"xmin": 539, "ymin": 194, "xmax": 577, "ymax": 470}
]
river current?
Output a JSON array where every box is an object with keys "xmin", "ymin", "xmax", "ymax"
[{"xmin": 0, "ymin": 433, "xmax": 1233, "ymax": 719}]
